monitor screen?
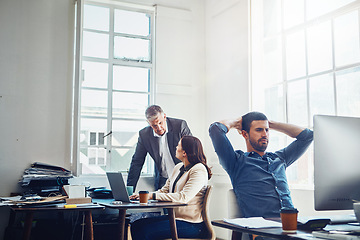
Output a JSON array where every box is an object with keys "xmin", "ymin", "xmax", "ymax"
[{"xmin": 314, "ymin": 115, "xmax": 360, "ymax": 211}]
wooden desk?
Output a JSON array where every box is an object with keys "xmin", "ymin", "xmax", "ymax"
[
  {"xmin": 9, "ymin": 204, "xmax": 104, "ymax": 240},
  {"xmin": 212, "ymin": 220, "xmax": 312, "ymax": 240},
  {"xmin": 98, "ymin": 200, "xmax": 187, "ymax": 240}
]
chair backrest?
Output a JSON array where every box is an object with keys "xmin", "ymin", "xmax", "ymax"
[
  {"xmin": 201, "ymin": 185, "xmax": 216, "ymax": 240},
  {"xmin": 228, "ymin": 189, "xmax": 245, "ymax": 240},
  {"xmin": 166, "ymin": 185, "xmax": 216, "ymax": 240},
  {"xmin": 228, "ymin": 189, "xmax": 243, "ymax": 219}
]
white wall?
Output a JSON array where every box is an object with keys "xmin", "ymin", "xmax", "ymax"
[
  {"xmin": 204, "ymin": 0, "xmax": 250, "ymax": 238},
  {"xmin": 155, "ymin": 3, "xmax": 206, "ymax": 141},
  {"xmin": 0, "ymin": 0, "xmax": 74, "ymax": 197},
  {"xmin": 0, "ymin": 0, "xmax": 75, "ymax": 238}
]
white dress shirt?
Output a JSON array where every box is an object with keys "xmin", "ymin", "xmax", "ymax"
[{"xmin": 153, "ymin": 122, "xmax": 175, "ymax": 178}]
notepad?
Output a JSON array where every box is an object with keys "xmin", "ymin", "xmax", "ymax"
[
  {"xmin": 63, "ymin": 185, "xmax": 86, "ymax": 198},
  {"xmin": 224, "ymin": 217, "xmax": 282, "ymax": 228}
]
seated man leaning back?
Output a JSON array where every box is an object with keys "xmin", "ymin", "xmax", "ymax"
[{"xmin": 209, "ymin": 111, "xmax": 313, "ymax": 218}]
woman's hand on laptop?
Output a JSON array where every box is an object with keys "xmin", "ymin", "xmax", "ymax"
[{"xmin": 129, "ymin": 194, "xmax": 139, "ymax": 200}]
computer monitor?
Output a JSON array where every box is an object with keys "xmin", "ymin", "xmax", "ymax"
[{"xmin": 314, "ymin": 115, "xmax": 360, "ymax": 211}]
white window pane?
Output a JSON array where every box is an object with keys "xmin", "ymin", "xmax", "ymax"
[
  {"xmin": 98, "ymin": 132, "xmax": 105, "ymax": 145},
  {"xmin": 109, "ymin": 147, "xmax": 152, "ymax": 174},
  {"xmin": 80, "ymin": 118, "xmax": 107, "ymax": 146},
  {"xmin": 80, "ymin": 147, "xmax": 107, "ymax": 174},
  {"xmin": 114, "ymin": 36, "xmax": 150, "ymax": 61},
  {"xmin": 83, "ymin": 4, "xmax": 109, "ymax": 31},
  {"xmin": 88, "ymin": 148, "xmax": 97, "ymax": 165},
  {"xmin": 112, "ymin": 120, "xmax": 147, "ymax": 147},
  {"xmin": 110, "ymin": 148, "xmax": 136, "ymax": 171},
  {"xmin": 287, "ymin": 149, "xmax": 312, "ymax": 185},
  {"xmin": 263, "ymin": 37, "xmax": 283, "ymax": 85},
  {"xmin": 90, "ymin": 132, "xmax": 96, "ymax": 145},
  {"xmin": 113, "ymin": 92, "xmax": 148, "ymax": 119},
  {"xmin": 334, "ymin": 11, "xmax": 360, "ymax": 67},
  {"xmin": 306, "ymin": 0, "xmax": 355, "ymax": 20},
  {"xmin": 284, "ymin": 0, "xmax": 304, "ymax": 29},
  {"xmin": 81, "ymin": 89, "xmax": 108, "ymax": 117},
  {"xmin": 287, "ymin": 79, "xmax": 308, "ymax": 126},
  {"xmin": 114, "ymin": 9, "xmax": 150, "ymax": 36},
  {"xmin": 82, "ymin": 61, "xmax": 108, "ymax": 88},
  {"xmin": 309, "ymin": 74, "xmax": 335, "ymax": 124},
  {"xmin": 286, "ymin": 31, "xmax": 306, "ymax": 80},
  {"xmin": 83, "ymin": 31, "xmax": 109, "ymax": 59},
  {"xmin": 267, "ymin": 132, "xmax": 287, "ymax": 153},
  {"xmin": 336, "ymin": 67, "xmax": 360, "ymax": 117},
  {"xmin": 307, "ymin": 21, "xmax": 333, "ymax": 74},
  {"xmin": 113, "ymin": 66, "xmax": 149, "ymax": 92},
  {"xmin": 80, "ymin": 118, "xmax": 108, "ymax": 174},
  {"xmin": 98, "ymin": 149, "xmax": 106, "ymax": 166},
  {"xmin": 263, "ymin": 0, "xmax": 281, "ymax": 36},
  {"xmin": 265, "ymin": 85, "xmax": 285, "ymax": 122}
]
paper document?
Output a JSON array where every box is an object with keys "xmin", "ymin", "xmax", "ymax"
[
  {"xmin": 312, "ymin": 231, "xmax": 360, "ymax": 240},
  {"xmin": 224, "ymin": 217, "xmax": 282, "ymax": 228}
]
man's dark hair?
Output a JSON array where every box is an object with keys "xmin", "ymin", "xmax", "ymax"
[
  {"xmin": 145, "ymin": 105, "xmax": 164, "ymax": 120},
  {"xmin": 242, "ymin": 111, "xmax": 268, "ymax": 133}
]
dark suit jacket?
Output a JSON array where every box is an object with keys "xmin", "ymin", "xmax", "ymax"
[{"xmin": 127, "ymin": 117, "xmax": 192, "ymax": 190}]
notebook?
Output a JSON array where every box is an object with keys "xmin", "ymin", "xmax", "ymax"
[{"xmin": 106, "ymin": 172, "xmax": 133, "ymax": 203}]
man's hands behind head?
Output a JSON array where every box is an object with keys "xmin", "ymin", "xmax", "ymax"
[{"xmin": 219, "ymin": 118, "xmax": 243, "ymax": 133}]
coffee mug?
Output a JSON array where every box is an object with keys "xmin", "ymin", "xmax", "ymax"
[{"xmin": 126, "ymin": 186, "xmax": 133, "ymax": 196}]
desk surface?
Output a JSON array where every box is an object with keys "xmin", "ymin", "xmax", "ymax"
[
  {"xmin": 10, "ymin": 203, "xmax": 104, "ymax": 212},
  {"xmin": 212, "ymin": 220, "xmax": 315, "ymax": 240},
  {"xmin": 213, "ymin": 220, "xmax": 360, "ymax": 240},
  {"xmin": 95, "ymin": 199, "xmax": 187, "ymax": 209}
]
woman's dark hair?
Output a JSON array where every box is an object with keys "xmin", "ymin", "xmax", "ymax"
[
  {"xmin": 180, "ymin": 135, "xmax": 212, "ymax": 179},
  {"xmin": 242, "ymin": 111, "xmax": 268, "ymax": 133}
]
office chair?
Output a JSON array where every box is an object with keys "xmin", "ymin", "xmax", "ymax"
[
  {"xmin": 165, "ymin": 185, "xmax": 216, "ymax": 240},
  {"xmin": 228, "ymin": 189, "xmax": 245, "ymax": 240}
]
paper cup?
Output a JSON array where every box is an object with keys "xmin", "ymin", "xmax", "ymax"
[
  {"xmin": 280, "ymin": 207, "xmax": 298, "ymax": 233},
  {"xmin": 139, "ymin": 191, "xmax": 149, "ymax": 204}
]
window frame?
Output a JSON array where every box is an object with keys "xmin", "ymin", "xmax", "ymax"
[
  {"xmin": 250, "ymin": 0, "xmax": 360, "ymax": 189},
  {"xmin": 72, "ymin": 0, "xmax": 156, "ymax": 176}
]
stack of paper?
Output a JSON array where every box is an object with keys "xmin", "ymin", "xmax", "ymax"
[
  {"xmin": 224, "ymin": 217, "xmax": 282, "ymax": 228},
  {"xmin": 19, "ymin": 162, "xmax": 73, "ymax": 187},
  {"xmin": 18, "ymin": 162, "xmax": 73, "ymax": 197}
]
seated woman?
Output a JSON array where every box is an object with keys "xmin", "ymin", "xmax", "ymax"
[{"xmin": 130, "ymin": 135, "xmax": 212, "ymax": 240}]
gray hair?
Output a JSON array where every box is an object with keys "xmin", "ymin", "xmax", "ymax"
[{"xmin": 145, "ymin": 105, "xmax": 164, "ymax": 120}]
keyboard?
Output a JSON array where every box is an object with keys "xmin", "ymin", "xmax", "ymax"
[{"xmin": 299, "ymin": 214, "xmax": 357, "ymax": 225}]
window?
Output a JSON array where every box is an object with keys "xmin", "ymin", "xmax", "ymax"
[
  {"xmin": 75, "ymin": 2, "xmax": 155, "ymax": 175},
  {"xmin": 251, "ymin": 0, "xmax": 360, "ymax": 188}
]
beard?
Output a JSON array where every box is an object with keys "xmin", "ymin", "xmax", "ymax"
[{"xmin": 249, "ymin": 136, "xmax": 268, "ymax": 152}]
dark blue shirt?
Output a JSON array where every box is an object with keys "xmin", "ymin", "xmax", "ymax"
[{"xmin": 209, "ymin": 122, "xmax": 313, "ymax": 218}]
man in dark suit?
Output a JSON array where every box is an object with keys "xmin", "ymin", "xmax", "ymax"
[{"xmin": 127, "ymin": 105, "xmax": 192, "ymax": 190}]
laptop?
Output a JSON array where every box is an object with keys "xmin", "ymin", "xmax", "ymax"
[{"xmin": 106, "ymin": 172, "xmax": 133, "ymax": 203}]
